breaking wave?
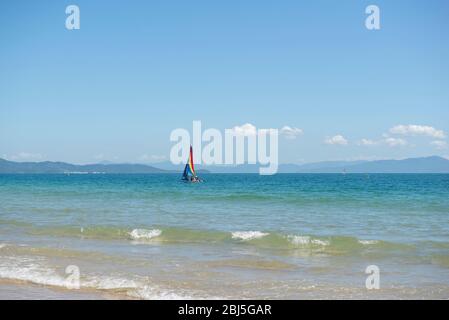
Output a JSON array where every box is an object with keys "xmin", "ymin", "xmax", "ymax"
[
  {"xmin": 287, "ymin": 235, "xmax": 330, "ymax": 246},
  {"xmin": 231, "ymin": 231, "xmax": 269, "ymax": 241},
  {"xmin": 0, "ymin": 218, "xmax": 419, "ymax": 255},
  {"xmin": 129, "ymin": 229, "xmax": 162, "ymax": 240},
  {"xmin": 0, "ymin": 255, "xmax": 215, "ymax": 300}
]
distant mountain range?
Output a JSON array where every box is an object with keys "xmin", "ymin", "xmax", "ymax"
[
  {"xmin": 151, "ymin": 156, "xmax": 449, "ymax": 173},
  {"xmin": 0, "ymin": 158, "xmax": 171, "ymax": 174},
  {"xmin": 1, "ymin": 156, "xmax": 449, "ymax": 174},
  {"xmin": 290, "ymin": 156, "xmax": 449, "ymax": 173}
]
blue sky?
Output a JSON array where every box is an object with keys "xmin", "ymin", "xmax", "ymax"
[{"xmin": 1, "ymin": 0, "xmax": 448, "ymax": 164}]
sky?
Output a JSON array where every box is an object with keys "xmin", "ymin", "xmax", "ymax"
[{"xmin": 1, "ymin": 0, "xmax": 448, "ymax": 164}]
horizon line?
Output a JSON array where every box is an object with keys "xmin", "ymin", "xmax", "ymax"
[{"xmin": 1, "ymin": 155, "xmax": 448, "ymax": 166}]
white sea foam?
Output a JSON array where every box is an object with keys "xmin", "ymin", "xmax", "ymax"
[
  {"xmin": 289, "ymin": 236, "xmax": 311, "ymax": 245},
  {"xmin": 130, "ymin": 285, "xmax": 223, "ymax": 300},
  {"xmin": 129, "ymin": 229, "xmax": 162, "ymax": 240},
  {"xmin": 83, "ymin": 276, "xmax": 139, "ymax": 290},
  {"xmin": 0, "ymin": 255, "xmax": 218, "ymax": 300},
  {"xmin": 85, "ymin": 278, "xmax": 220, "ymax": 300},
  {"xmin": 358, "ymin": 240, "xmax": 379, "ymax": 245},
  {"xmin": 131, "ymin": 286, "xmax": 195, "ymax": 300},
  {"xmin": 0, "ymin": 256, "xmax": 67, "ymax": 287},
  {"xmin": 311, "ymin": 239, "xmax": 330, "ymax": 246},
  {"xmin": 0, "ymin": 256, "xmax": 138, "ymax": 292},
  {"xmin": 288, "ymin": 235, "xmax": 330, "ymax": 246},
  {"xmin": 231, "ymin": 231, "xmax": 269, "ymax": 241}
]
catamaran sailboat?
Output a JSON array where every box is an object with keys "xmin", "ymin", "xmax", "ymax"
[{"xmin": 182, "ymin": 145, "xmax": 202, "ymax": 182}]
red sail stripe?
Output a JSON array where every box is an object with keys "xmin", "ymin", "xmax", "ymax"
[{"xmin": 190, "ymin": 145, "xmax": 195, "ymax": 172}]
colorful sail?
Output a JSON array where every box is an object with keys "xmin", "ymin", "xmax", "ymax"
[{"xmin": 182, "ymin": 145, "xmax": 195, "ymax": 179}]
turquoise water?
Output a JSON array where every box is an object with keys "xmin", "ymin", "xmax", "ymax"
[{"xmin": 1, "ymin": 174, "xmax": 449, "ymax": 299}]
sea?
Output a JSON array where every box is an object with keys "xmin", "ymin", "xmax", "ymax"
[{"xmin": 1, "ymin": 173, "xmax": 448, "ymax": 299}]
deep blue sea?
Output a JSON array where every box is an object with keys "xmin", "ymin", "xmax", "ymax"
[{"xmin": 1, "ymin": 174, "xmax": 449, "ymax": 299}]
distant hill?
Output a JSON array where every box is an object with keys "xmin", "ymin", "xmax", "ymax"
[
  {"xmin": 0, "ymin": 158, "xmax": 172, "ymax": 174},
  {"xmin": 290, "ymin": 156, "xmax": 449, "ymax": 173},
  {"xmin": 152, "ymin": 156, "xmax": 449, "ymax": 173},
  {"xmin": 1, "ymin": 156, "xmax": 448, "ymax": 174},
  {"xmin": 307, "ymin": 156, "xmax": 449, "ymax": 174}
]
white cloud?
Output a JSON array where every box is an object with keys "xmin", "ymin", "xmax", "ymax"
[
  {"xmin": 358, "ymin": 136, "xmax": 411, "ymax": 148},
  {"xmin": 384, "ymin": 137, "xmax": 408, "ymax": 147},
  {"xmin": 93, "ymin": 154, "xmax": 104, "ymax": 160},
  {"xmin": 280, "ymin": 126, "xmax": 303, "ymax": 139},
  {"xmin": 6, "ymin": 152, "xmax": 43, "ymax": 161},
  {"xmin": 358, "ymin": 138, "xmax": 378, "ymax": 146},
  {"xmin": 229, "ymin": 123, "xmax": 257, "ymax": 136},
  {"xmin": 389, "ymin": 124, "xmax": 446, "ymax": 139},
  {"xmin": 324, "ymin": 135, "xmax": 348, "ymax": 145},
  {"xmin": 430, "ymin": 140, "xmax": 447, "ymax": 150}
]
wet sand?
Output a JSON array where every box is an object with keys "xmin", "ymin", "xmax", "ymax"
[{"xmin": 0, "ymin": 279, "xmax": 131, "ymax": 300}]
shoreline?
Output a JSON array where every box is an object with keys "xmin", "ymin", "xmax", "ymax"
[
  {"xmin": 0, "ymin": 278, "xmax": 132, "ymax": 300},
  {"xmin": 2, "ymin": 278, "xmax": 449, "ymax": 300}
]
